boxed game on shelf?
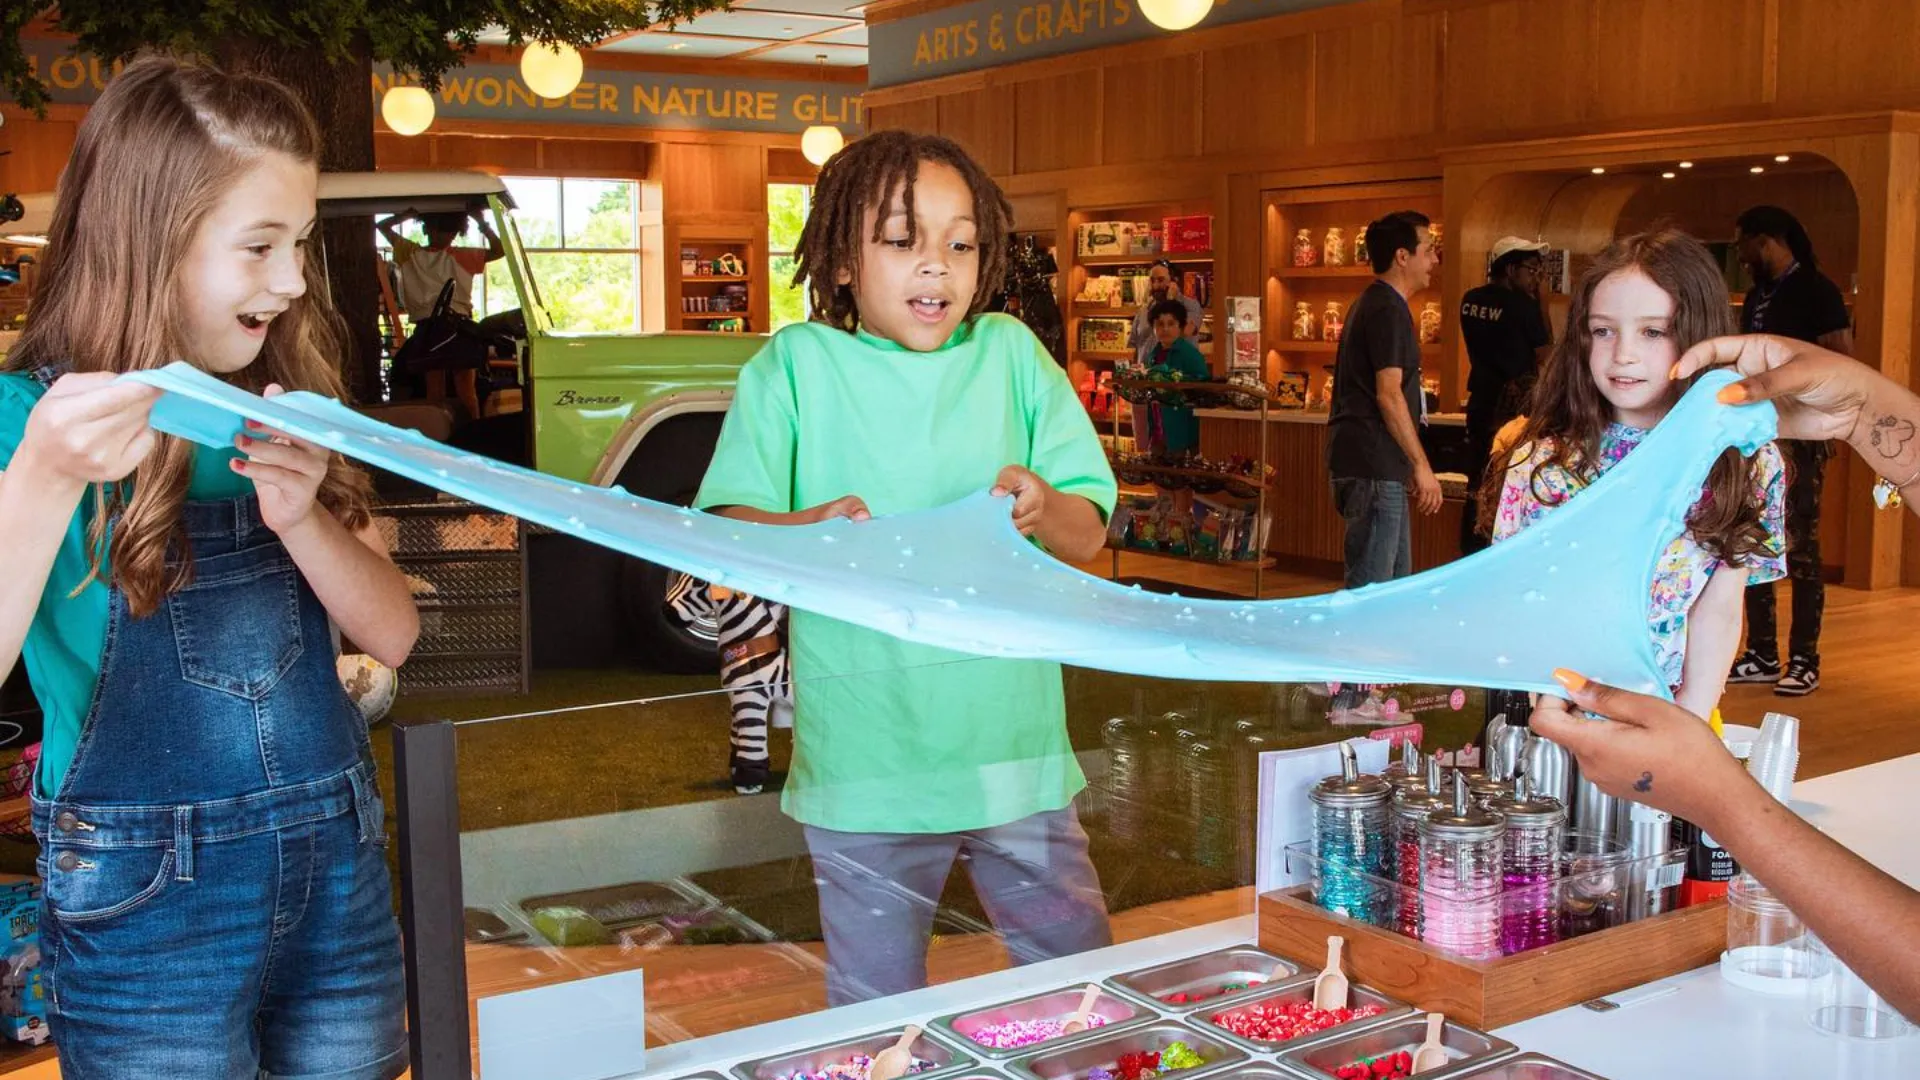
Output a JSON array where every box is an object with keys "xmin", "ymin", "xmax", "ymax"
[{"xmin": 1108, "ymin": 494, "xmax": 1270, "ymax": 563}]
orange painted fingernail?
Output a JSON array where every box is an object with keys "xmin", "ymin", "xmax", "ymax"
[
  {"xmin": 1551, "ymin": 668, "xmax": 1588, "ymax": 692},
  {"xmin": 1717, "ymin": 384, "xmax": 1748, "ymax": 404}
]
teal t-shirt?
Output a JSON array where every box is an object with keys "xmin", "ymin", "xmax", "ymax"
[
  {"xmin": 1150, "ymin": 336, "xmax": 1212, "ymax": 453},
  {"xmin": 0, "ymin": 373, "xmax": 249, "ymax": 797},
  {"xmin": 694, "ymin": 314, "xmax": 1118, "ymax": 833}
]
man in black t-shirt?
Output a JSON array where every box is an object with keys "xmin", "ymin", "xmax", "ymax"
[
  {"xmin": 1327, "ymin": 210, "xmax": 1442, "ymax": 589},
  {"xmin": 1727, "ymin": 206, "xmax": 1853, "ymax": 698},
  {"xmin": 1458, "ymin": 237, "xmax": 1553, "ymax": 556}
]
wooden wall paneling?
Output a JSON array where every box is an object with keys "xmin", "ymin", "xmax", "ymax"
[
  {"xmin": 938, "ymin": 86, "xmax": 1015, "ymax": 175},
  {"xmin": 1200, "ymin": 36, "xmax": 1314, "ymax": 158},
  {"xmin": 870, "ymin": 97, "xmax": 941, "ymax": 135},
  {"xmin": 1774, "ymin": 0, "xmax": 1920, "ymax": 109},
  {"xmin": 1311, "ymin": 11, "xmax": 1443, "ymax": 147},
  {"xmin": 766, "ymin": 148, "xmax": 819, "ymax": 185},
  {"xmin": 1614, "ymin": 166, "xmax": 1861, "ymax": 286},
  {"xmin": 1441, "ymin": 0, "xmax": 1594, "ymax": 139},
  {"xmin": 1013, "ymin": 70, "xmax": 1102, "ymax": 174},
  {"xmin": 1101, "ymin": 55, "xmax": 1200, "ymax": 166},
  {"xmin": 536, "ymin": 138, "xmax": 651, "ymax": 178},
  {"xmin": 1819, "ymin": 130, "xmax": 1915, "ymax": 588},
  {"xmin": 1589, "ymin": 0, "xmax": 1770, "ymax": 121},
  {"xmin": 659, "ymin": 143, "xmax": 768, "ymax": 220},
  {"xmin": 0, "ymin": 113, "xmax": 78, "ymax": 194}
]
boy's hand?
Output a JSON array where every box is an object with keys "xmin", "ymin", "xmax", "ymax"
[
  {"xmin": 991, "ymin": 465, "xmax": 1053, "ymax": 536},
  {"xmin": 233, "ymin": 386, "xmax": 330, "ymax": 536},
  {"xmin": 801, "ymin": 495, "xmax": 871, "ymax": 524}
]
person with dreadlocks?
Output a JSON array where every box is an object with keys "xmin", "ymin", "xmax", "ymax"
[{"xmin": 694, "ymin": 130, "xmax": 1116, "ymax": 1005}]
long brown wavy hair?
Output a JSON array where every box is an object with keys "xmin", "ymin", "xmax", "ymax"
[
  {"xmin": 1475, "ymin": 229, "xmax": 1770, "ymax": 565},
  {"xmin": 6, "ymin": 55, "xmax": 372, "ymax": 617}
]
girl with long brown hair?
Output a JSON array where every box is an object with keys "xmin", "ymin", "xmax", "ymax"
[
  {"xmin": 1478, "ymin": 229, "xmax": 1786, "ymax": 721},
  {"xmin": 0, "ymin": 56, "xmax": 415, "ymax": 1078}
]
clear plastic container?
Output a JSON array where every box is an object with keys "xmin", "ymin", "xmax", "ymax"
[
  {"xmin": 1806, "ymin": 932, "xmax": 1916, "ymax": 1039},
  {"xmin": 1720, "ymin": 873, "xmax": 1824, "ymax": 994}
]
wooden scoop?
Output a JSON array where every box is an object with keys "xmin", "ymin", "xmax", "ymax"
[
  {"xmin": 1311, "ymin": 935, "xmax": 1349, "ymax": 1010},
  {"xmin": 868, "ymin": 1025, "xmax": 921, "ymax": 1080},
  {"xmin": 1060, "ymin": 984, "xmax": 1103, "ymax": 1034},
  {"xmin": 1410, "ymin": 1013, "xmax": 1448, "ymax": 1075}
]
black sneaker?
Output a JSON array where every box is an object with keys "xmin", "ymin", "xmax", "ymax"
[
  {"xmin": 1728, "ymin": 651, "xmax": 1781, "ymax": 684},
  {"xmin": 1775, "ymin": 658, "xmax": 1819, "ymax": 697}
]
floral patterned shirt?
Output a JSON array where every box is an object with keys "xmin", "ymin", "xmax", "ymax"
[{"xmin": 1493, "ymin": 422, "xmax": 1788, "ymax": 688}]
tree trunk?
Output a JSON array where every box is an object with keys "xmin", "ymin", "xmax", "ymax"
[{"xmin": 215, "ymin": 35, "xmax": 383, "ymax": 403}]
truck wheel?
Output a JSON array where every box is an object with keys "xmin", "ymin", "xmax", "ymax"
[
  {"xmin": 619, "ymin": 560, "xmax": 721, "ymax": 674},
  {"xmin": 612, "ymin": 414, "xmax": 725, "ymax": 673}
]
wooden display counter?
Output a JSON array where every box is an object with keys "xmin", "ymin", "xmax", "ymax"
[{"xmin": 1197, "ymin": 409, "xmax": 1467, "ymax": 578}]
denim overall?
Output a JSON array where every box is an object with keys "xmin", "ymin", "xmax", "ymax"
[{"xmin": 29, "ymin": 495, "xmax": 407, "ymax": 1080}]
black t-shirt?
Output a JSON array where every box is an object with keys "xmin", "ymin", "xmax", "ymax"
[
  {"xmin": 1742, "ymin": 264, "xmax": 1849, "ymax": 343},
  {"xmin": 1460, "ymin": 283, "xmax": 1550, "ymax": 421},
  {"xmin": 1328, "ymin": 281, "xmax": 1422, "ymax": 481}
]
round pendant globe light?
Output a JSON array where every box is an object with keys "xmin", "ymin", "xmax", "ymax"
[
  {"xmin": 1139, "ymin": 0, "xmax": 1213, "ymax": 31},
  {"xmin": 802, "ymin": 124, "xmax": 845, "ymax": 166},
  {"xmin": 521, "ymin": 42, "xmax": 584, "ymax": 99},
  {"xmin": 801, "ymin": 54, "xmax": 844, "ymax": 167},
  {"xmin": 381, "ymin": 86, "xmax": 435, "ymax": 137}
]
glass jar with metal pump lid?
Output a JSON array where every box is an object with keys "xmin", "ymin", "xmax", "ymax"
[
  {"xmin": 1310, "ymin": 742, "xmax": 1392, "ymax": 925},
  {"xmin": 1487, "ymin": 776, "xmax": 1568, "ymax": 955},
  {"xmin": 1389, "ymin": 755, "xmax": 1447, "ymax": 937},
  {"xmin": 1419, "ymin": 772, "xmax": 1507, "ymax": 959}
]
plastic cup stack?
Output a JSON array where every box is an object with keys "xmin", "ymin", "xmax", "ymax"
[{"xmin": 1747, "ymin": 712, "xmax": 1801, "ymax": 805}]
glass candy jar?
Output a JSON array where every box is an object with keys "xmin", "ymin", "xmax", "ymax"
[
  {"xmin": 1487, "ymin": 778, "xmax": 1568, "ymax": 955},
  {"xmin": 1353, "ymin": 227, "xmax": 1370, "ymax": 268},
  {"xmin": 1419, "ymin": 301, "xmax": 1443, "ymax": 344},
  {"xmin": 1293, "ymin": 228, "xmax": 1318, "ymax": 267},
  {"xmin": 1292, "ymin": 301, "xmax": 1316, "ymax": 342},
  {"xmin": 1418, "ymin": 773, "xmax": 1506, "ymax": 960},
  {"xmin": 1322, "ymin": 301, "xmax": 1345, "ymax": 343},
  {"xmin": 1389, "ymin": 756, "xmax": 1447, "ymax": 938},
  {"xmin": 1310, "ymin": 742, "xmax": 1392, "ymax": 925},
  {"xmin": 1324, "ymin": 227, "xmax": 1348, "ymax": 267}
]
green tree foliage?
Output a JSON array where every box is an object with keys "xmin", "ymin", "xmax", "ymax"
[
  {"xmin": 2, "ymin": 1, "xmax": 731, "ymax": 114},
  {"xmin": 767, "ymin": 183, "xmax": 811, "ymax": 330}
]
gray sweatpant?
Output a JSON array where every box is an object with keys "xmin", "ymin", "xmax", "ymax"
[{"xmin": 804, "ymin": 806, "xmax": 1114, "ymax": 1006}]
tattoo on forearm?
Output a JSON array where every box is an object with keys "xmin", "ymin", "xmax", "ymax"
[
  {"xmin": 1867, "ymin": 415, "xmax": 1915, "ymax": 461},
  {"xmin": 1633, "ymin": 771, "xmax": 1654, "ymax": 794}
]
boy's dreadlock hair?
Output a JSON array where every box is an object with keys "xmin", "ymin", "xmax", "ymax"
[{"xmin": 794, "ymin": 130, "xmax": 1015, "ymax": 332}]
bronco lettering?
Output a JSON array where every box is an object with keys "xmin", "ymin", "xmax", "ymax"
[{"xmin": 555, "ymin": 390, "xmax": 623, "ymax": 407}]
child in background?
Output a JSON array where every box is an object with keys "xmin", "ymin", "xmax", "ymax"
[
  {"xmin": 695, "ymin": 130, "xmax": 1116, "ymax": 1005},
  {"xmin": 1143, "ymin": 297, "xmax": 1211, "ymax": 529},
  {"xmin": 1479, "ymin": 230, "xmax": 1786, "ymax": 720},
  {"xmin": 0, "ymin": 57, "xmax": 416, "ymax": 1077}
]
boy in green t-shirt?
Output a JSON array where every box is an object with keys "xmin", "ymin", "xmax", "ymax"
[{"xmin": 695, "ymin": 131, "xmax": 1118, "ymax": 1004}]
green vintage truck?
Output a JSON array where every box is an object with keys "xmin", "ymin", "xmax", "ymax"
[{"xmin": 320, "ymin": 171, "xmax": 763, "ymax": 672}]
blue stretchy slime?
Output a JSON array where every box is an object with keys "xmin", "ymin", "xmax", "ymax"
[{"xmin": 126, "ymin": 365, "xmax": 1776, "ymax": 698}]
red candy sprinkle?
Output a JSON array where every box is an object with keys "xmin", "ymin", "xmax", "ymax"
[
  {"xmin": 1114, "ymin": 1050, "xmax": 1162, "ymax": 1080},
  {"xmin": 1328, "ymin": 1051, "xmax": 1412, "ymax": 1080},
  {"xmin": 1210, "ymin": 1000, "xmax": 1384, "ymax": 1045}
]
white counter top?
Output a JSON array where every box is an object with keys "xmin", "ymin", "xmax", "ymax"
[
  {"xmin": 1496, "ymin": 754, "xmax": 1920, "ymax": 1079},
  {"xmin": 608, "ymin": 756, "xmax": 1920, "ymax": 1080}
]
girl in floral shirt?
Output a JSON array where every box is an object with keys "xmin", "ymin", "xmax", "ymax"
[{"xmin": 1478, "ymin": 230, "xmax": 1786, "ymax": 720}]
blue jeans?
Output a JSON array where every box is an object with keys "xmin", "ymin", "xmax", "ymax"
[
  {"xmin": 32, "ymin": 497, "xmax": 405, "ymax": 1080},
  {"xmin": 1332, "ymin": 477, "xmax": 1411, "ymax": 589}
]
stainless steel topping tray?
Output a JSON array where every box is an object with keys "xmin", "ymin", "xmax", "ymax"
[
  {"xmin": 1006, "ymin": 1020, "xmax": 1246, "ymax": 1080},
  {"xmin": 934, "ymin": 984, "xmax": 1153, "ymax": 1058},
  {"xmin": 733, "ymin": 1026, "xmax": 975, "ymax": 1080},
  {"xmin": 1103, "ymin": 947, "xmax": 1303, "ymax": 1013},
  {"xmin": 1275, "ymin": 1014, "xmax": 1516, "ymax": 1080},
  {"xmin": 1446, "ymin": 1052, "xmax": 1613, "ymax": 1080},
  {"xmin": 1187, "ymin": 980, "xmax": 1409, "ymax": 1053},
  {"xmin": 1197, "ymin": 1068, "xmax": 1292, "ymax": 1080}
]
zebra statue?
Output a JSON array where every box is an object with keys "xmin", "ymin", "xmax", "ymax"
[{"xmin": 665, "ymin": 576, "xmax": 793, "ymax": 795}]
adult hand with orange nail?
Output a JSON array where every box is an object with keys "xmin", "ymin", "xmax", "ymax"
[
  {"xmin": 1674, "ymin": 334, "xmax": 1885, "ymax": 443},
  {"xmin": 1530, "ymin": 668, "xmax": 1757, "ymax": 828}
]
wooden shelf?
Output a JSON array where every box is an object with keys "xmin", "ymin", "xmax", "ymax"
[
  {"xmin": 1109, "ymin": 457, "xmax": 1275, "ymax": 492},
  {"xmin": 1273, "ymin": 265, "xmax": 1375, "ymax": 279},
  {"xmin": 681, "ymin": 313, "xmax": 750, "ymax": 321},
  {"xmin": 1106, "ymin": 541, "xmax": 1275, "ymax": 569},
  {"xmin": 1073, "ymin": 304, "xmax": 1138, "ymax": 315},
  {"xmin": 1275, "ymin": 342, "xmax": 1443, "ymax": 357},
  {"xmin": 683, "ymin": 275, "xmax": 752, "ymax": 283},
  {"xmin": 1078, "ymin": 252, "xmax": 1214, "ymax": 267},
  {"xmin": 1075, "ymin": 350, "xmax": 1133, "ymax": 362}
]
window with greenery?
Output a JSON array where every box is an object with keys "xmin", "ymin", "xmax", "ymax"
[
  {"xmin": 768, "ymin": 183, "xmax": 812, "ymax": 331},
  {"xmin": 475, "ymin": 177, "xmax": 643, "ymax": 334}
]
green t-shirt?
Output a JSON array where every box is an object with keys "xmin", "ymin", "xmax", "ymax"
[
  {"xmin": 1149, "ymin": 336, "xmax": 1212, "ymax": 453},
  {"xmin": 695, "ymin": 315, "xmax": 1118, "ymax": 833},
  {"xmin": 0, "ymin": 373, "xmax": 249, "ymax": 797}
]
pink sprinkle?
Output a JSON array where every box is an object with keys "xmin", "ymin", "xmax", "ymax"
[{"xmin": 968, "ymin": 1014, "xmax": 1110, "ymax": 1049}]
